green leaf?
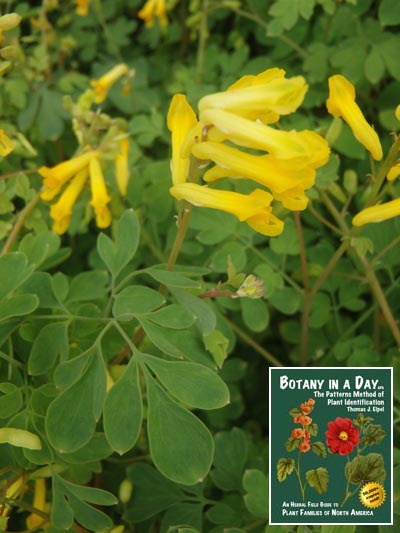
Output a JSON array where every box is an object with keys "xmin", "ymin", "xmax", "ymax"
[
  {"xmin": 103, "ymin": 357, "xmax": 143, "ymax": 454},
  {"xmin": 306, "ymin": 467, "xmax": 329, "ymax": 494},
  {"xmin": 203, "ymin": 329, "xmax": 229, "ymax": 368},
  {"xmin": 207, "ymin": 502, "xmax": 239, "ymax": 524},
  {"xmin": 243, "ymin": 469, "xmax": 268, "ymax": 519},
  {"xmin": 37, "ymin": 89, "xmax": 66, "ymax": 140},
  {"xmin": 240, "ymin": 298, "xmax": 270, "ymax": 332},
  {"xmin": 113, "ymin": 286, "xmax": 165, "ymax": 319},
  {"xmin": 345, "ymin": 453, "xmax": 386, "ymax": 484},
  {"xmin": 277, "ymin": 458, "xmax": 295, "ymax": 481},
  {"xmin": 270, "ymin": 219, "xmax": 300, "ymax": 255},
  {"xmin": 20, "ymin": 272, "xmax": 61, "ymax": 309},
  {"xmin": 269, "ymin": 287, "xmax": 301, "ymax": 315},
  {"xmin": 211, "ymin": 428, "xmax": 247, "ymax": 490},
  {"xmin": 51, "ymin": 472, "xmax": 116, "ymax": 531},
  {"xmin": 364, "ymin": 47, "xmax": 385, "ymax": 84},
  {"xmin": 18, "ymin": 231, "xmax": 61, "ymax": 269},
  {"xmin": 0, "ymin": 384, "xmax": 22, "ymax": 419},
  {"xmin": 378, "ymin": 0, "xmax": 400, "ymax": 26},
  {"xmin": 28, "ymin": 322, "xmax": 69, "ymax": 375},
  {"xmin": 139, "ymin": 317, "xmax": 184, "ymax": 358},
  {"xmin": 321, "ymin": 526, "xmax": 355, "ymax": 533},
  {"xmin": 140, "ymin": 353, "xmax": 230, "ymax": 410},
  {"xmin": 145, "ymin": 370, "xmax": 214, "ymax": 485},
  {"xmin": 53, "ymin": 349, "xmax": 92, "ymax": 390},
  {"xmin": 124, "ymin": 463, "xmax": 184, "ymax": 523},
  {"xmin": 146, "ymin": 268, "xmax": 201, "ymax": 289},
  {"xmin": 97, "ymin": 209, "xmax": 140, "ymax": 278},
  {"xmin": 58, "ymin": 433, "xmax": 112, "ymax": 464},
  {"xmin": 0, "ymin": 294, "xmax": 39, "ymax": 321},
  {"xmin": 66, "ymin": 271, "xmax": 109, "ymax": 303},
  {"xmin": 211, "ymin": 241, "xmax": 247, "ymax": 273},
  {"xmin": 171, "ymin": 288, "xmax": 216, "ymax": 335},
  {"xmin": 145, "ymin": 304, "xmax": 196, "ymax": 329},
  {"xmin": 46, "ymin": 350, "xmax": 106, "ymax": 453},
  {"xmin": 0, "ymin": 252, "xmax": 33, "ymax": 300}
]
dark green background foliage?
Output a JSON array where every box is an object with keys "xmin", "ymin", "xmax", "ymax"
[{"xmin": 1, "ymin": 1, "xmax": 400, "ymax": 532}]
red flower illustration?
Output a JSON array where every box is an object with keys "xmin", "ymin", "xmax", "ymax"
[{"xmin": 325, "ymin": 417, "xmax": 359, "ymax": 455}]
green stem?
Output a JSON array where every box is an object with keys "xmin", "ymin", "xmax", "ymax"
[
  {"xmin": 293, "ymin": 212, "xmax": 311, "ymax": 366},
  {"xmin": 357, "ymin": 254, "xmax": 400, "ymax": 347},
  {"xmin": 166, "ymin": 203, "xmax": 192, "ymax": 271},
  {"xmin": 1, "ymin": 192, "xmax": 41, "ymax": 255},
  {"xmin": 295, "ymin": 449, "xmax": 306, "ymax": 502},
  {"xmin": 196, "ymin": 0, "xmax": 209, "ymax": 83},
  {"xmin": 226, "ymin": 318, "xmax": 283, "ymax": 366}
]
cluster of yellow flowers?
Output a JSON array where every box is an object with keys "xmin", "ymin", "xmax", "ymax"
[
  {"xmin": 0, "ymin": 12, "xmax": 22, "ymax": 157},
  {"xmin": 138, "ymin": 0, "xmax": 168, "ymax": 28},
  {"xmin": 326, "ymin": 74, "xmax": 400, "ymax": 227},
  {"xmin": 39, "ymin": 65, "xmax": 131, "ymax": 234},
  {"xmin": 167, "ymin": 68, "xmax": 330, "ymax": 236}
]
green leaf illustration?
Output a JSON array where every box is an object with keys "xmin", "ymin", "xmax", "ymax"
[
  {"xmin": 361, "ymin": 424, "xmax": 386, "ymax": 446},
  {"xmin": 277, "ymin": 458, "xmax": 295, "ymax": 482},
  {"xmin": 312, "ymin": 441, "xmax": 327, "ymax": 458},
  {"xmin": 306, "ymin": 467, "xmax": 329, "ymax": 494},
  {"xmin": 345, "ymin": 453, "xmax": 386, "ymax": 485}
]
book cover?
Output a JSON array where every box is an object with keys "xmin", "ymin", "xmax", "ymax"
[{"xmin": 269, "ymin": 367, "xmax": 393, "ymax": 525}]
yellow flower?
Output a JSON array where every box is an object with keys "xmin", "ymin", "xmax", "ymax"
[
  {"xmin": 200, "ymin": 109, "xmax": 330, "ymax": 167},
  {"xmin": 0, "ymin": 129, "xmax": 14, "ymax": 156},
  {"xmin": 138, "ymin": 0, "xmax": 168, "ymax": 28},
  {"xmin": 396, "ymin": 104, "xmax": 400, "ymax": 121},
  {"xmin": 387, "ymin": 161, "xmax": 400, "ymax": 182},
  {"xmin": 199, "ymin": 71, "xmax": 307, "ymax": 118},
  {"xmin": 26, "ymin": 479, "xmax": 47, "ymax": 530},
  {"xmin": 167, "ymin": 94, "xmax": 198, "ymax": 185},
  {"xmin": 76, "ymin": 0, "xmax": 90, "ymax": 16},
  {"xmin": 170, "ymin": 183, "xmax": 284, "ymax": 236},
  {"xmin": 90, "ymin": 157, "xmax": 111, "ymax": 228},
  {"xmin": 352, "ymin": 198, "xmax": 400, "ymax": 226},
  {"xmin": 50, "ymin": 168, "xmax": 88, "ymax": 235},
  {"xmin": 39, "ymin": 151, "xmax": 97, "ymax": 200},
  {"xmin": 192, "ymin": 141, "xmax": 315, "ymax": 210},
  {"xmin": 115, "ymin": 136, "xmax": 130, "ymax": 196},
  {"xmin": 90, "ymin": 64, "xmax": 129, "ymax": 104},
  {"xmin": 326, "ymin": 74, "xmax": 382, "ymax": 161}
]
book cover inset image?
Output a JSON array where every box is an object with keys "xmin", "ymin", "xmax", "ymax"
[{"xmin": 269, "ymin": 367, "xmax": 392, "ymax": 525}]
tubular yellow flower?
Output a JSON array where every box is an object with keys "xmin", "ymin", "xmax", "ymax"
[
  {"xmin": 39, "ymin": 151, "xmax": 97, "ymax": 200},
  {"xmin": 387, "ymin": 161, "xmax": 400, "ymax": 182},
  {"xmin": 138, "ymin": 0, "xmax": 168, "ymax": 28},
  {"xmin": 26, "ymin": 479, "xmax": 47, "ymax": 530},
  {"xmin": 90, "ymin": 157, "xmax": 111, "ymax": 228},
  {"xmin": 396, "ymin": 104, "xmax": 400, "ymax": 121},
  {"xmin": 192, "ymin": 142, "xmax": 315, "ymax": 210},
  {"xmin": 115, "ymin": 137, "xmax": 130, "ymax": 196},
  {"xmin": 50, "ymin": 168, "xmax": 88, "ymax": 235},
  {"xmin": 0, "ymin": 129, "xmax": 14, "ymax": 156},
  {"xmin": 76, "ymin": 0, "xmax": 90, "ymax": 16},
  {"xmin": 167, "ymin": 94, "xmax": 198, "ymax": 185},
  {"xmin": 90, "ymin": 64, "xmax": 129, "ymax": 104},
  {"xmin": 200, "ymin": 108, "xmax": 330, "ymax": 168},
  {"xmin": 199, "ymin": 73, "xmax": 307, "ymax": 118},
  {"xmin": 326, "ymin": 74, "xmax": 383, "ymax": 161},
  {"xmin": 352, "ymin": 199, "xmax": 400, "ymax": 226},
  {"xmin": 170, "ymin": 183, "xmax": 284, "ymax": 236}
]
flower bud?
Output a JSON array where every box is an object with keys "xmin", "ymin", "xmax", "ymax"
[
  {"xmin": 343, "ymin": 169, "xmax": 358, "ymax": 194},
  {"xmin": 0, "ymin": 427, "xmax": 42, "ymax": 450},
  {"xmin": 118, "ymin": 479, "xmax": 133, "ymax": 503},
  {"xmin": 0, "ymin": 13, "xmax": 22, "ymax": 31},
  {"xmin": 236, "ymin": 274, "xmax": 264, "ymax": 299}
]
